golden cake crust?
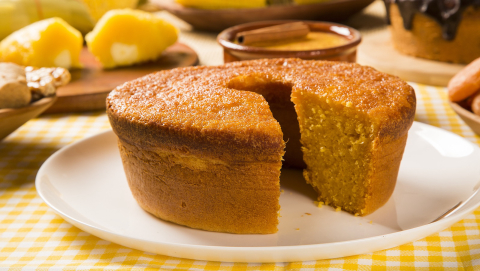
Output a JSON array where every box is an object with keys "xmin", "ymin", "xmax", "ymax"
[
  {"xmin": 107, "ymin": 59, "xmax": 416, "ymax": 233},
  {"xmin": 109, "ymin": 59, "xmax": 415, "ymax": 141}
]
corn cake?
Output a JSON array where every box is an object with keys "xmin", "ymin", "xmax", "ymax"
[{"xmin": 107, "ymin": 59, "xmax": 416, "ymax": 234}]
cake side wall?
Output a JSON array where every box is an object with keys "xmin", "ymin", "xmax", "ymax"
[
  {"xmin": 362, "ymin": 133, "xmax": 409, "ymax": 215},
  {"xmin": 117, "ymin": 137, "xmax": 282, "ymax": 234},
  {"xmin": 360, "ymin": 80, "xmax": 415, "ymax": 215}
]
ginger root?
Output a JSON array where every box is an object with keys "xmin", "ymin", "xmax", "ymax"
[
  {"xmin": 0, "ymin": 63, "xmax": 31, "ymax": 109},
  {"xmin": 25, "ymin": 66, "xmax": 71, "ymax": 102},
  {"xmin": 0, "ymin": 62, "xmax": 70, "ymax": 109}
]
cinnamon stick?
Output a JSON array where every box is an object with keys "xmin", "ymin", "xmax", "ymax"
[{"xmin": 235, "ymin": 22, "xmax": 310, "ymax": 45}]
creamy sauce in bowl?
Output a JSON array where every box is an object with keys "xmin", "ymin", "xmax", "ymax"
[{"xmin": 245, "ymin": 32, "xmax": 349, "ymax": 51}]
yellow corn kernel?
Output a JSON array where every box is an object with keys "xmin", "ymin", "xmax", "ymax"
[
  {"xmin": 85, "ymin": 9, "xmax": 178, "ymax": 69},
  {"xmin": 0, "ymin": 18, "xmax": 83, "ymax": 69}
]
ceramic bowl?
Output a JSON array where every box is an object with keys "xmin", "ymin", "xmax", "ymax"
[
  {"xmin": 0, "ymin": 96, "xmax": 57, "ymax": 141},
  {"xmin": 450, "ymin": 101, "xmax": 480, "ymax": 136},
  {"xmin": 152, "ymin": 0, "xmax": 374, "ymax": 32},
  {"xmin": 217, "ymin": 20, "xmax": 361, "ymax": 63}
]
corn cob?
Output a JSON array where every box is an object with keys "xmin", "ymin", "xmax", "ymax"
[
  {"xmin": 174, "ymin": 0, "xmax": 266, "ymax": 9},
  {"xmin": 0, "ymin": 17, "xmax": 83, "ymax": 69},
  {"xmin": 79, "ymin": 0, "xmax": 139, "ymax": 22},
  {"xmin": 0, "ymin": 0, "xmax": 94, "ymax": 41},
  {"xmin": 85, "ymin": 9, "xmax": 178, "ymax": 69}
]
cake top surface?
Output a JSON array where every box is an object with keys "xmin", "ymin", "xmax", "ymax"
[{"xmin": 107, "ymin": 59, "xmax": 415, "ymax": 140}]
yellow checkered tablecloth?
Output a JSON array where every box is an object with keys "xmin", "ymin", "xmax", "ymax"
[{"xmin": 1, "ymin": 82, "xmax": 480, "ymax": 270}]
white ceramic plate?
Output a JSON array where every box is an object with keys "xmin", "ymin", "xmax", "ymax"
[{"xmin": 36, "ymin": 122, "xmax": 480, "ymax": 262}]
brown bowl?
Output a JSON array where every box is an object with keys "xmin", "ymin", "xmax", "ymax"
[
  {"xmin": 450, "ymin": 101, "xmax": 480, "ymax": 136},
  {"xmin": 0, "ymin": 96, "xmax": 57, "ymax": 141},
  {"xmin": 217, "ymin": 20, "xmax": 361, "ymax": 63},
  {"xmin": 152, "ymin": 0, "xmax": 374, "ymax": 32}
]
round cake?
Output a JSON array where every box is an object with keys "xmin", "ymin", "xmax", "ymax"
[
  {"xmin": 384, "ymin": 0, "xmax": 480, "ymax": 64},
  {"xmin": 107, "ymin": 59, "xmax": 416, "ymax": 234}
]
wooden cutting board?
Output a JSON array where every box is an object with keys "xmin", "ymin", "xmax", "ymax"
[
  {"xmin": 357, "ymin": 29, "xmax": 465, "ymax": 87},
  {"xmin": 44, "ymin": 42, "xmax": 198, "ymax": 114}
]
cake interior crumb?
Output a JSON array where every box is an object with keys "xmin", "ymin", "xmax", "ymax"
[
  {"xmin": 227, "ymin": 73, "xmax": 377, "ymax": 216},
  {"xmin": 314, "ymin": 201, "xmax": 324, "ymax": 208},
  {"xmin": 298, "ymin": 91, "xmax": 377, "ymax": 215}
]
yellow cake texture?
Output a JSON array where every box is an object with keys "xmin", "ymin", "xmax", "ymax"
[
  {"xmin": 106, "ymin": 59, "xmax": 416, "ymax": 234},
  {"xmin": 85, "ymin": 9, "xmax": 178, "ymax": 69},
  {"xmin": 0, "ymin": 17, "xmax": 83, "ymax": 69}
]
